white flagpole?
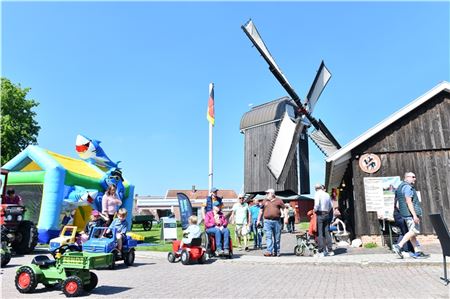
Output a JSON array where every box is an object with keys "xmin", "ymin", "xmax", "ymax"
[
  {"xmin": 208, "ymin": 83, "xmax": 214, "ymax": 192},
  {"xmin": 209, "ymin": 121, "xmax": 213, "ymax": 192}
]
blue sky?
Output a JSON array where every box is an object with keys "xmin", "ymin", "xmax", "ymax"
[{"xmin": 2, "ymin": 1, "xmax": 449, "ymax": 196}]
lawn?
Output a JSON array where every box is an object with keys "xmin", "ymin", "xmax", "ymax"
[{"xmin": 130, "ymin": 222, "xmax": 309, "ymax": 252}]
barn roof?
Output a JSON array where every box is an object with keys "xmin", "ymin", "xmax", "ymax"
[
  {"xmin": 325, "ymin": 81, "xmax": 450, "ymax": 190},
  {"xmin": 240, "ymin": 96, "xmax": 297, "ymax": 131}
]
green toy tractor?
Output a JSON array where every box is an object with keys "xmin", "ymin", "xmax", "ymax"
[{"xmin": 15, "ymin": 251, "xmax": 112, "ymax": 297}]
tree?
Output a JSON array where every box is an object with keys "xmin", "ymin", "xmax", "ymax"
[{"xmin": 1, "ymin": 78, "xmax": 40, "ymax": 166}]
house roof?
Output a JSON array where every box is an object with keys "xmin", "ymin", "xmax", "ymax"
[
  {"xmin": 165, "ymin": 189, "xmax": 238, "ymax": 199},
  {"xmin": 240, "ymin": 96, "xmax": 296, "ymax": 131},
  {"xmin": 325, "ymin": 81, "xmax": 450, "ymax": 190}
]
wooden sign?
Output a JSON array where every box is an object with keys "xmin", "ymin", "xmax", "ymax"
[{"xmin": 359, "ymin": 153, "xmax": 381, "ymax": 174}]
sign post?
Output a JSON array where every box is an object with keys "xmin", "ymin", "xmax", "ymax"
[{"xmin": 160, "ymin": 217, "xmax": 177, "ymax": 244}]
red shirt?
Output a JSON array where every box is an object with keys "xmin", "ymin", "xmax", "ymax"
[{"xmin": 3, "ymin": 195, "xmax": 22, "ymax": 205}]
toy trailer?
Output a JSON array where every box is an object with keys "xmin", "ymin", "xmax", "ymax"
[{"xmin": 15, "ymin": 251, "xmax": 112, "ymax": 297}]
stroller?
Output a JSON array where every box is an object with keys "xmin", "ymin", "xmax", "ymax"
[{"xmin": 294, "ymin": 210, "xmax": 318, "ymax": 256}]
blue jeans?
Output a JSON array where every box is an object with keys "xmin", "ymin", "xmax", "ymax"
[
  {"xmin": 206, "ymin": 227, "xmax": 230, "ymax": 250},
  {"xmin": 251, "ymin": 220, "xmax": 263, "ymax": 248},
  {"xmin": 264, "ymin": 219, "xmax": 281, "ymax": 254}
]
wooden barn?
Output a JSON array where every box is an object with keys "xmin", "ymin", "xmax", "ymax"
[
  {"xmin": 240, "ymin": 97, "xmax": 310, "ymax": 196},
  {"xmin": 325, "ymin": 81, "xmax": 450, "ymax": 241}
]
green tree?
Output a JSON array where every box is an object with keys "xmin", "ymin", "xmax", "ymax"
[{"xmin": 1, "ymin": 78, "xmax": 40, "ymax": 166}]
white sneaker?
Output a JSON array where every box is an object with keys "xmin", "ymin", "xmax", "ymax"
[
  {"xmin": 327, "ymin": 251, "xmax": 335, "ymax": 256},
  {"xmin": 314, "ymin": 252, "xmax": 325, "ymax": 258}
]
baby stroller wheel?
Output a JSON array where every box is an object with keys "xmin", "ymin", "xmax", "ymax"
[{"xmin": 294, "ymin": 245, "xmax": 305, "ymax": 256}]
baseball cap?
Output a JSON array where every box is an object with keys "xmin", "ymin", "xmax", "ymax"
[
  {"xmin": 238, "ymin": 193, "xmax": 245, "ymax": 198},
  {"xmin": 211, "ymin": 187, "xmax": 219, "ymax": 193},
  {"xmin": 91, "ymin": 210, "xmax": 100, "ymax": 216},
  {"xmin": 265, "ymin": 188, "xmax": 275, "ymax": 194}
]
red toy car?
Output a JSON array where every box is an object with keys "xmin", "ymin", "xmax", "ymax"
[{"xmin": 167, "ymin": 237, "xmax": 206, "ymax": 265}]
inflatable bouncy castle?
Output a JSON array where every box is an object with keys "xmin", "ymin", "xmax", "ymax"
[{"xmin": 2, "ymin": 136, "xmax": 134, "ymax": 243}]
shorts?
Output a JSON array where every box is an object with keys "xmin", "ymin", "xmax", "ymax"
[
  {"xmin": 235, "ymin": 224, "xmax": 249, "ymax": 237},
  {"xmin": 404, "ymin": 216, "xmax": 421, "ymax": 235}
]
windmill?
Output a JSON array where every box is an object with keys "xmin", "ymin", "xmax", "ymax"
[{"xmin": 240, "ymin": 20, "xmax": 340, "ymax": 195}]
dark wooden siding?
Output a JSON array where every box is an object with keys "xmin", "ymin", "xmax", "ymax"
[
  {"xmin": 243, "ymin": 123, "xmax": 298, "ymax": 194},
  {"xmin": 351, "ymin": 92, "xmax": 450, "ymax": 236}
]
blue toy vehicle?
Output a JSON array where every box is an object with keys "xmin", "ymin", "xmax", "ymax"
[{"xmin": 82, "ymin": 227, "xmax": 137, "ymax": 269}]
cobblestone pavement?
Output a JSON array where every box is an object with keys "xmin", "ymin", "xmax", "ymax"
[
  {"xmin": 1, "ymin": 231, "xmax": 448, "ymax": 298},
  {"xmin": 1, "ymin": 253, "xmax": 449, "ymax": 299}
]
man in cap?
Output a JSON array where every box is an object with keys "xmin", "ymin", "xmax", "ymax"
[
  {"xmin": 314, "ymin": 183, "xmax": 333, "ymax": 257},
  {"xmin": 201, "ymin": 187, "xmax": 223, "ymax": 222},
  {"xmin": 257, "ymin": 188, "xmax": 284, "ymax": 257},
  {"xmin": 249, "ymin": 197, "xmax": 264, "ymax": 250}
]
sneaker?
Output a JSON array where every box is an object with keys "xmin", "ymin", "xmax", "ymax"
[
  {"xmin": 263, "ymin": 252, "xmax": 272, "ymax": 257},
  {"xmin": 276, "ymin": 253, "xmax": 281, "ymax": 257},
  {"xmin": 244, "ymin": 247, "xmax": 249, "ymax": 252},
  {"xmin": 392, "ymin": 244, "xmax": 403, "ymax": 259},
  {"xmin": 214, "ymin": 250, "xmax": 220, "ymax": 256},
  {"xmin": 223, "ymin": 249, "xmax": 230, "ymax": 256},
  {"xmin": 219, "ymin": 250, "xmax": 224, "ymax": 256},
  {"xmin": 314, "ymin": 252, "xmax": 325, "ymax": 258},
  {"xmin": 412, "ymin": 251, "xmax": 430, "ymax": 259},
  {"xmin": 327, "ymin": 251, "xmax": 335, "ymax": 256}
]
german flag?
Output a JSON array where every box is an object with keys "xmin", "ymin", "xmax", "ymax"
[{"xmin": 207, "ymin": 83, "xmax": 215, "ymax": 126}]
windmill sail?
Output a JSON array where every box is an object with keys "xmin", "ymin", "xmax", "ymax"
[
  {"xmin": 305, "ymin": 61, "xmax": 332, "ymax": 113},
  {"xmin": 308, "ymin": 120, "xmax": 341, "ymax": 157},
  {"xmin": 267, "ymin": 112, "xmax": 305, "ymax": 183}
]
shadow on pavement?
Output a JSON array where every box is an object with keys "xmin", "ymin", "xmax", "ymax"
[
  {"xmin": 91, "ymin": 285, "xmax": 132, "ymax": 295},
  {"xmin": 334, "ymin": 248, "xmax": 348, "ymax": 255}
]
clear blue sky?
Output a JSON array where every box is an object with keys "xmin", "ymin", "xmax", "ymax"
[{"xmin": 2, "ymin": 1, "xmax": 449, "ymax": 196}]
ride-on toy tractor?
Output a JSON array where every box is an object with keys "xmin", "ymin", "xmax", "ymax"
[
  {"xmin": 82, "ymin": 227, "xmax": 137, "ymax": 269},
  {"xmin": 167, "ymin": 236, "xmax": 207, "ymax": 265},
  {"xmin": 0, "ymin": 169, "xmax": 38, "ymax": 254},
  {"xmin": 15, "ymin": 251, "xmax": 112, "ymax": 297},
  {"xmin": 49, "ymin": 226, "xmax": 81, "ymax": 258}
]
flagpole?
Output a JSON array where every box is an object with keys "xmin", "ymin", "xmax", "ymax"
[
  {"xmin": 209, "ymin": 121, "xmax": 213, "ymax": 192},
  {"xmin": 207, "ymin": 82, "xmax": 214, "ymax": 192}
]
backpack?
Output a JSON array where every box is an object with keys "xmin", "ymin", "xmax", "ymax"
[{"xmin": 288, "ymin": 208, "xmax": 295, "ymax": 217}]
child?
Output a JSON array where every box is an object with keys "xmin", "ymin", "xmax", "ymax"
[
  {"xmin": 179, "ymin": 215, "xmax": 201, "ymax": 251},
  {"xmin": 79, "ymin": 210, "xmax": 108, "ymax": 243},
  {"xmin": 107, "ymin": 208, "xmax": 128, "ymax": 253}
]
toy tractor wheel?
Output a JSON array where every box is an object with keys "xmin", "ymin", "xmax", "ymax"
[
  {"xmin": 12, "ymin": 220, "xmax": 38, "ymax": 254},
  {"xmin": 124, "ymin": 249, "xmax": 135, "ymax": 266},
  {"xmin": 294, "ymin": 245, "xmax": 305, "ymax": 256},
  {"xmin": 15, "ymin": 266, "xmax": 38, "ymax": 293},
  {"xmin": 63, "ymin": 276, "xmax": 84, "ymax": 297},
  {"xmin": 108, "ymin": 253, "xmax": 116, "ymax": 270},
  {"xmin": 167, "ymin": 252, "xmax": 176, "ymax": 263},
  {"xmin": 180, "ymin": 250, "xmax": 190, "ymax": 265},
  {"xmin": 83, "ymin": 272, "xmax": 98, "ymax": 292},
  {"xmin": 198, "ymin": 253, "xmax": 207, "ymax": 264},
  {"xmin": 1, "ymin": 249, "xmax": 11, "ymax": 267},
  {"xmin": 142, "ymin": 221, "xmax": 152, "ymax": 231}
]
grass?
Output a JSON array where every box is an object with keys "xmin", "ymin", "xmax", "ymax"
[
  {"xmin": 364, "ymin": 242, "xmax": 378, "ymax": 249},
  {"xmin": 131, "ymin": 222, "xmax": 310, "ymax": 252}
]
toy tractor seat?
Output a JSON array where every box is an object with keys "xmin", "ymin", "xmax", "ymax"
[
  {"xmin": 31, "ymin": 255, "xmax": 56, "ymax": 268},
  {"xmin": 189, "ymin": 237, "xmax": 203, "ymax": 247}
]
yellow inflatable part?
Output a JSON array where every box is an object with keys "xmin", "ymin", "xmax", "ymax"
[
  {"xmin": 127, "ymin": 232, "xmax": 145, "ymax": 241},
  {"xmin": 73, "ymin": 206, "xmax": 93, "ymax": 231}
]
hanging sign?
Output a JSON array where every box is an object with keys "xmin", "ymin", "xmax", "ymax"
[{"xmin": 359, "ymin": 153, "xmax": 381, "ymax": 173}]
